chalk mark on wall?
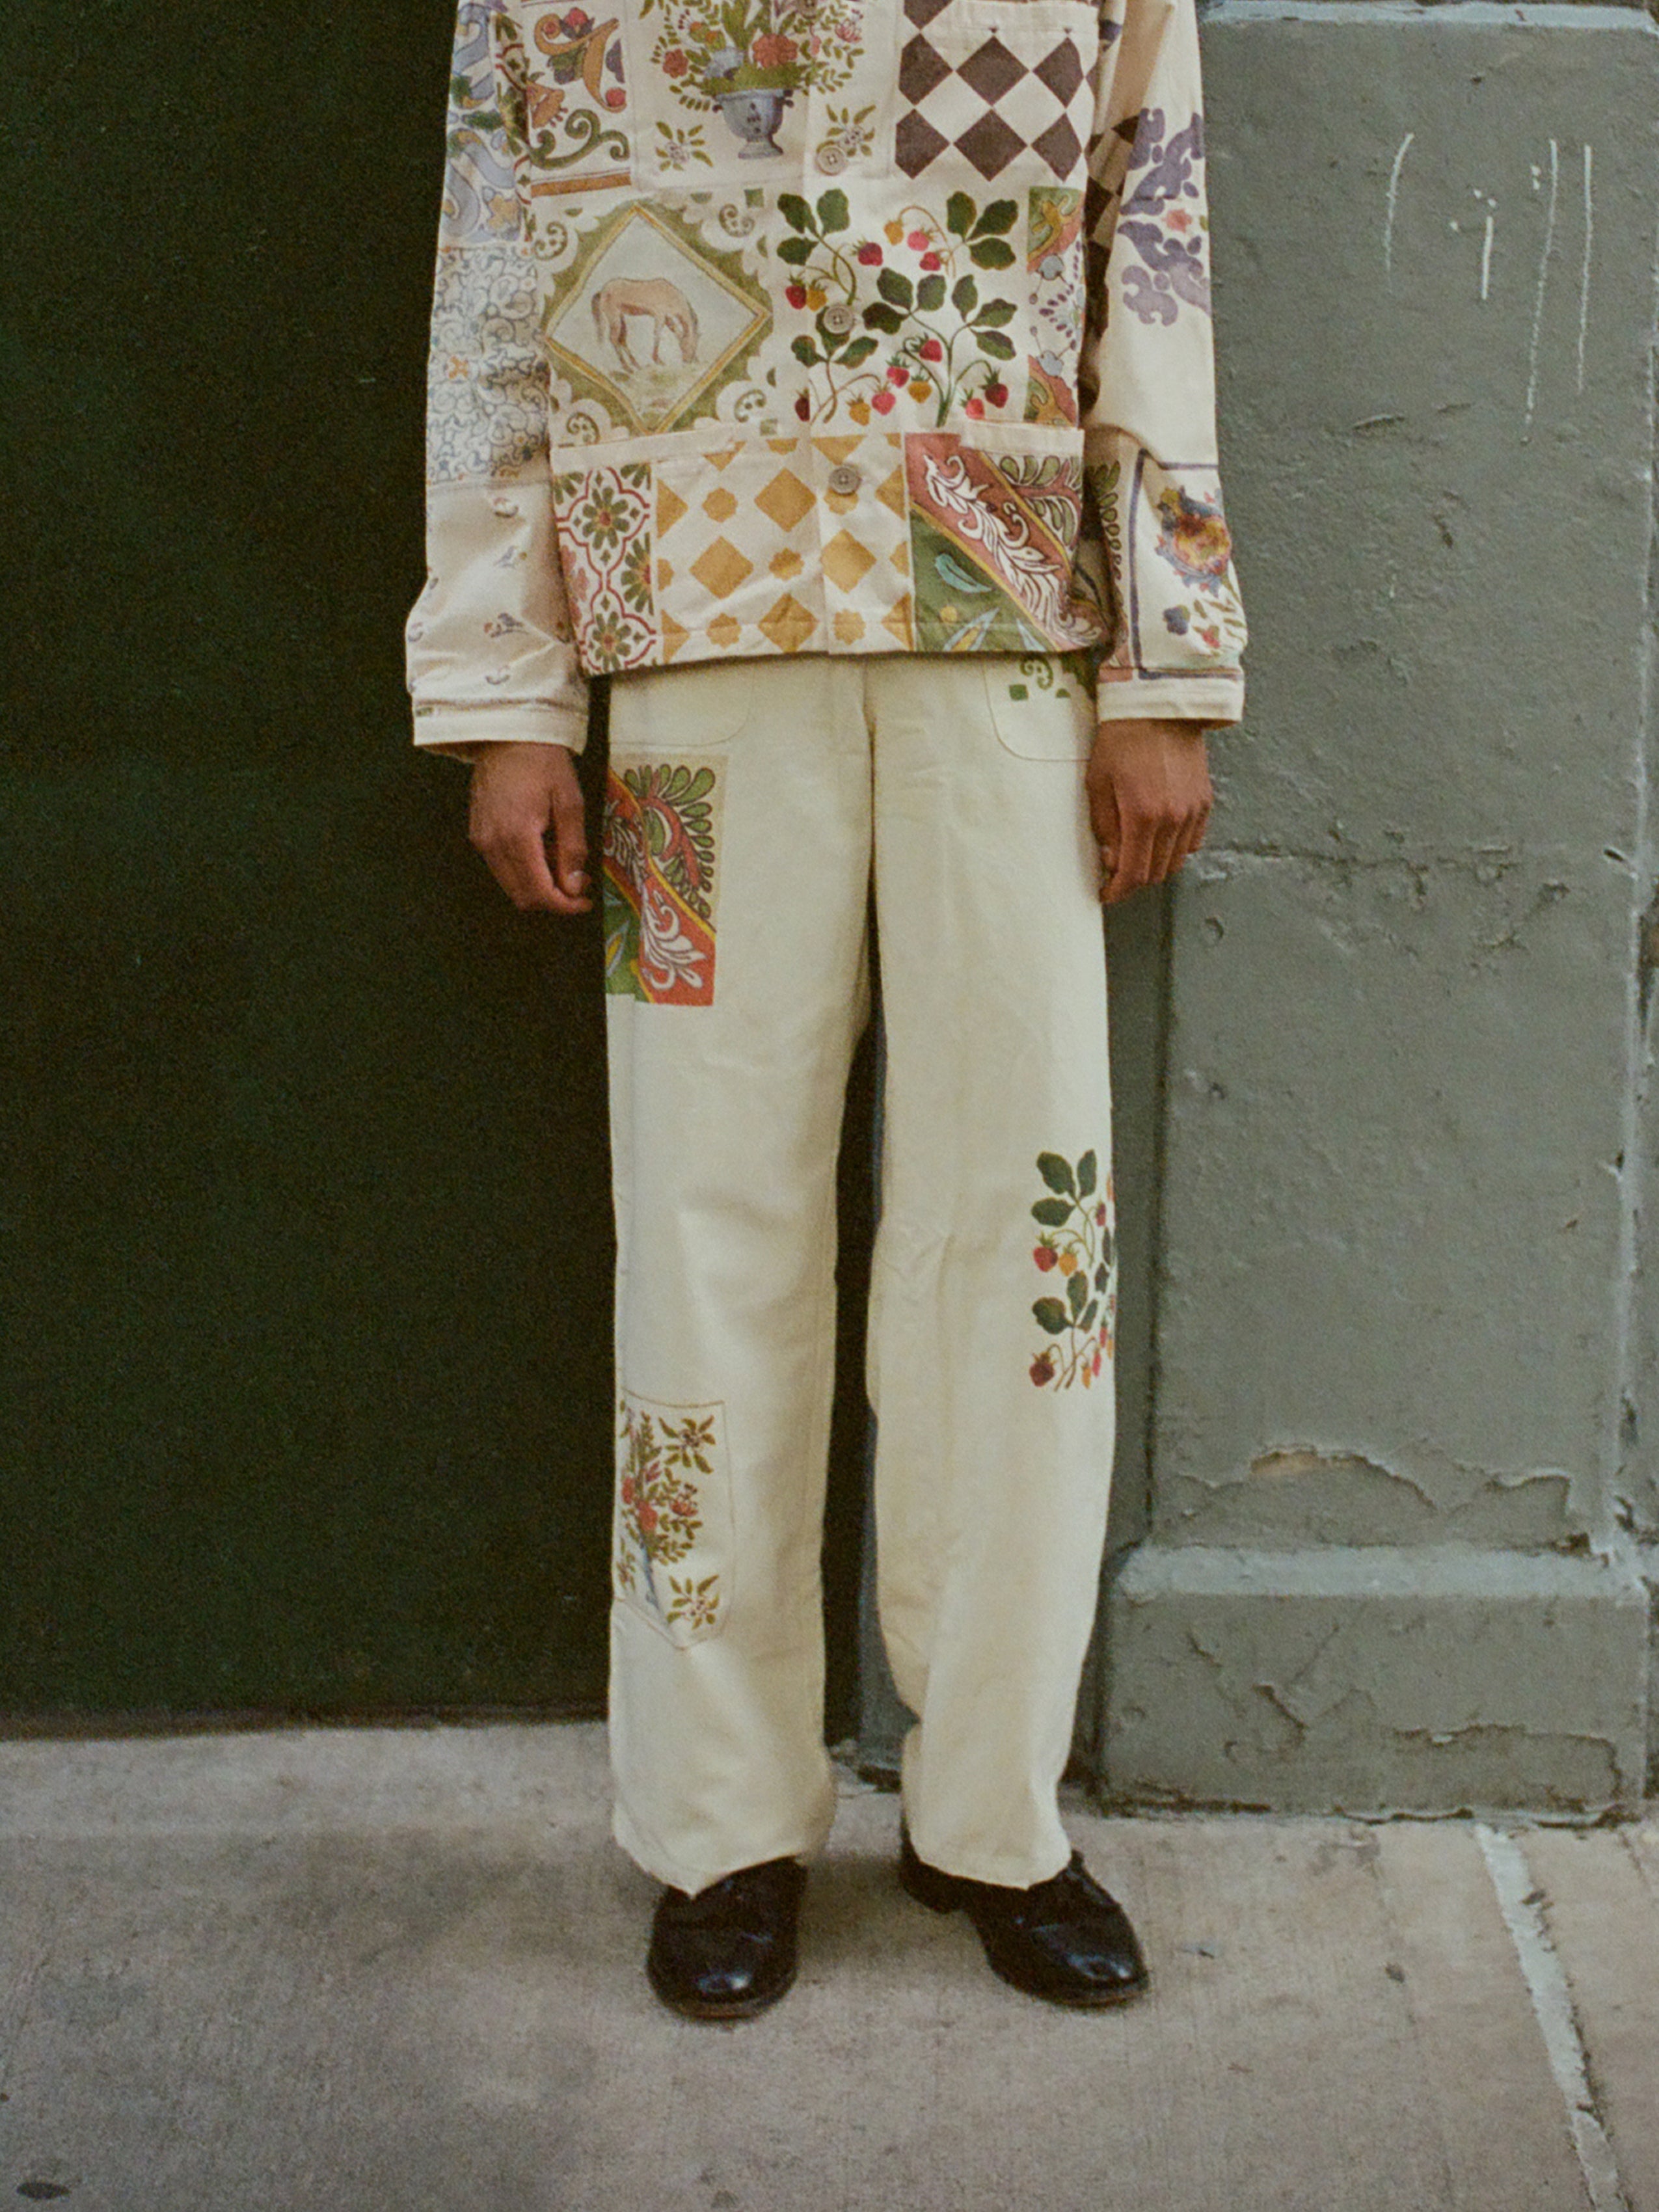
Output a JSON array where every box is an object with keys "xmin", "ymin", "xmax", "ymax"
[
  {"xmin": 1523, "ymin": 137, "xmax": 1560, "ymax": 436},
  {"xmin": 1577, "ymin": 143, "xmax": 1594, "ymax": 396},
  {"xmin": 1383, "ymin": 131, "xmax": 1414, "ymax": 281}
]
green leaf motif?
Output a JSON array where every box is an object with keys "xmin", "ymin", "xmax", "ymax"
[
  {"xmin": 1077, "ymin": 1149, "xmax": 1097, "ymax": 1197},
  {"xmin": 1032, "ymin": 1197, "xmax": 1072, "ymax": 1228},
  {"xmin": 791, "ymin": 334, "xmax": 821, "ymax": 366},
  {"xmin": 776, "ymin": 235, "xmax": 815, "ymax": 266},
  {"xmin": 862, "ymin": 302, "xmax": 903, "ymax": 334},
  {"xmin": 946, "ymin": 190, "xmax": 977, "ymax": 238},
  {"xmin": 976, "ymin": 330, "xmax": 1016, "ymax": 360},
  {"xmin": 777, "ymin": 192, "xmax": 813, "ymax": 233},
  {"xmin": 1094, "ymin": 1262, "xmax": 1111, "ymax": 1292},
  {"xmin": 973, "ymin": 198, "xmax": 1018, "ymax": 237},
  {"xmin": 975, "ymin": 297, "xmax": 1016, "ymax": 327},
  {"xmin": 816, "ymin": 187, "xmax": 850, "ymax": 233},
  {"xmin": 968, "ymin": 238, "xmax": 1016, "ymax": 270},
  {"xmin": 1081, "ymin": 1299, "xmax": 1099, "ymax": 1330},
  {"xmin": 1033, "ymin": 1297, "xmax": 1070, "ymax": 1336},
  {"xmin": 1068, "ymin": 1271, "xmax": 1088, "ymax": 1319},
  {"xmin": 876, "ymin": 266, "xmax": 914, "ymax": 310},
  {"xmin": 916, "ymin": 273, "xmax": 947, "ymax": 312},
  {"xmin": 840, "ymin": 334, "xmax": 878, "ymax": 366},
  {"xmin": 952, "ymin": 273, "xmax": 979, "ymax": 315},
  {"xmin": 1037, "ymin": 1152, "xmax": 1075, "ymax": 1195}
]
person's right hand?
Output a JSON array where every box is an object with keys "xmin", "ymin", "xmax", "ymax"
[{"xmin": 468, "ymin": 742, "xmax": 592, "ymax": 915}]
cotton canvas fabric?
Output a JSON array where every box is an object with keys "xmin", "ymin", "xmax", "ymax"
[
  {"xmin": 604, "ymin": 653, "xmax": 1116, "ymax": 1896},
  {"xmin": 406, "ymin": 0, "xmax": 1247, "ymax": 755}
]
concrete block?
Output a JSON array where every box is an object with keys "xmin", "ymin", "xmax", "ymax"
[
  {"xmin": 1155, "ymin": 854, "xmax": 1629, "ymax": 1541},
  {"xmin": 1205, "ymin": 3, "xmax": 1659, "ymax": 862},
  {"xmin": 1102, "ymin": 1543, "xmax": 1649, "ymax": 1813}
]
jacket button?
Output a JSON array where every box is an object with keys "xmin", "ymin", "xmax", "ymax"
[
  {"xmin": 821, "ymin": 303, "xmax": 856, "ymax": 336},
  {"xmin": 827, "ymin": 464, "xmax": 861, "ymax": 496},
  {"xmin": 815, "ymin": 141, "xmax": 848, "ymax": 175}
]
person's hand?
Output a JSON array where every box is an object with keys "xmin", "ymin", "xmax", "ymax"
[
  {"xmin": 1086, "ymin": 718, "xmax": 1213, "ymax": 905},
  {"xmin": 468, "ymin": 742, "xmax": 592, "ymax": 915}
]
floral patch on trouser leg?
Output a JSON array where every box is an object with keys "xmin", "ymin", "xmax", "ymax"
[
  {"xmin": 603, "ymin": 759, "xmax": 725, "ymax": 1006},
  {"xmin": 614, "ymin": 1389, "xmax": 733, "ymax": 1645},
  {"xmin": 1028, "ymin": 1148, "xmax": 1116, "ymax": 1388}
]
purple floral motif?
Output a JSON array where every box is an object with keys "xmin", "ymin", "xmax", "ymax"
[{"xmin": 1116, "ymin": 107, "xmax": 1210, "ymax": 327}]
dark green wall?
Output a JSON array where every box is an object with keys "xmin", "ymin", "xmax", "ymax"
[{"xmin": 0, "ymin": 1, "xmax": 635, "ymax": 1717}]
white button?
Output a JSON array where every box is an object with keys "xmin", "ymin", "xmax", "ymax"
[
  {"xmin": 821, "ymin": 303, "xmax": 856, "ymax": 336},
  {"xmin": 815, "ymin": 141, "xmax": 847, "ymax": 175},
  {"xmin": 827, "ymin": 464, "xmax": 861, "ymax": 496}
]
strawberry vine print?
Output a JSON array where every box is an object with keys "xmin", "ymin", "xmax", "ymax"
[
  {"xmin": 777, "ymin": 189, "xmax": 1020, "ymax": 427},
  {"xmin": 615, "ymin": 1398, "xmax": 726, "ymax": 1636},
  {"xmin": 1029, "ymin": 1149, "xmax": 1116, "ymax": 1390}
]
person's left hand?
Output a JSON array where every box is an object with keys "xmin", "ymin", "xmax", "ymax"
[{"xmin": 1086, "ymin": 718, "xmax": 1213, "ymax": 905}]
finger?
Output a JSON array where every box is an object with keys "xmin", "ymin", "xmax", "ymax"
[
  {"xmin": 1105, "ymin": 800, "xmax": 1157, "ymax": 904},
  {"xmin": 488, "ymin": 830, "xmax": 567, "ymax": 913},
  {"xmin": 1089, "ymin": 775, "xmax": 1122, "ymax": 902},
  {"xmin": 550, "ymin": 783, "xmax": 593, "ymax": 910},
  {"xmin": 1171, "ymin": 802, "xmax": 1211, "ymax": 874},
  {"xmin": 1146, "ymin": 815, "xmax": 1183, "ymax": 889}
]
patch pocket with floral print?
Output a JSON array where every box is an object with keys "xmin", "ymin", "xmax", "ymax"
[
  {"xmin": 614, "ymin": 1390, "xmax": 734, "ymax": 1647},
  {"xmin": 602, "ymin": 748, "xmax": 728, "ymax": 1005},
  {"xmin": 984, "ymin": 651, "xmax": 1095, "ymax": 759}
]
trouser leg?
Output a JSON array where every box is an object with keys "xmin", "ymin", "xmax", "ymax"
[
  {"xmin": 866, "ymin": 653, "xmax": 1116, "ymax": 1887},
  {"xmin": 604, "ymin": 658, "xmax": 871, "ymax": 1896}
]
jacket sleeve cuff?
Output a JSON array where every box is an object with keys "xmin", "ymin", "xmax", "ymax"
[
  {"xmin": 412, "ymin": 699, "xmax": 591, "ymax": 761},
  {"xmin": 1094, "ymin": 669, "xmax": 1246, "ymax": 725}
]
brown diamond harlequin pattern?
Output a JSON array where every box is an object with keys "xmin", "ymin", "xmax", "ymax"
[
  {"xmin": 895, "ymin": 0, "xmax": 1093, "ymax": 183},
  {"xmin": 955, "ymin": 36, "xmax": 1025, "ymax": 105}
]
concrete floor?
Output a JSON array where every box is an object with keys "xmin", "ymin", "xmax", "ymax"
[{"xmin": 0, "ymin": 1725, "xmax": 1653, "ymax": 2212}]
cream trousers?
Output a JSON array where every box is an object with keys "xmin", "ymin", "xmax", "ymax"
[{"xmin": 602, "ymin": 653, "xmax": 1116, "ymax": 1897}]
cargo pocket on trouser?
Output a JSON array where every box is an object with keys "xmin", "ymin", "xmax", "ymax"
[
  {"xmin": 982, "ymin": 653, "xmax": 1095, "ymax": 759},
  {"xmin": 613, "ymin": 1388, "xmax": 735, "ymax": 1648}
]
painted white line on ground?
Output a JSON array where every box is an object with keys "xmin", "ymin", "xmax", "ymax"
[{"xmin": 1476, "ymin": 1824, "xmax": 1628, "ymax": 2212}]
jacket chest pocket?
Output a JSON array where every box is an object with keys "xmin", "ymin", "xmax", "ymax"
[{"xmin": 895, "ymin": 0, "xmax": 1100, "ymax": 193}]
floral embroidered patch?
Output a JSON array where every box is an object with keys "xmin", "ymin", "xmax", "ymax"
[
  {"xmin": 1092, "ymin": 450, "xmax": 1245, "ymax": 682},
  {"xmin": 1029, "ymin": 1149, "xmax": 1116, "ymax": 1389},
  {"xmin": 908, "ymin": 439, "xmax": 1103, "ymax": 653},
  {"xmin": 614, "ymin": 1390, "xmax": 732, "ymax": 1643},
  {"xmin": 550, "ymin": 461, "xmax": 658, "ymax": 669},
  {"xmin": 1114, "ymin": 107, "xmax": 1210, "ymax": 327},
  {"xmin": 777, "ymin": 188, "xmax": 1021, "ymax": 430},
  {"xmin": 1025, "ymin": 185, "xmax": 1083, "ymax": 425},
  {"xmin": 443, "ymin": 0, "xmax": 529, "ymax": 245},
  {"xmin": 603, "ymin": 757, "xmax": 724, "ymax": 1003},
  {"xmin": 496, "ymin": 5, "xmax": 632, "ymax": 198},
  {"xmin": 641, "ymin": 0, "xmax": 865, "ymax": 169}
]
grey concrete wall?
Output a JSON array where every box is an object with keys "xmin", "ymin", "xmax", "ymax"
[{"xmin": 1101, "ymin": 0, "xmax": 1659, "ymax": 1813}]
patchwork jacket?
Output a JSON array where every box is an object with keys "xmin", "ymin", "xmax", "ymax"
[{"xmin": 407, "ymin": 0, "xmax": 1247, "ymax": 755}]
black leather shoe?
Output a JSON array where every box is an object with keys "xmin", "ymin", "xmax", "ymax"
[
  {"xmin": 646, "ymin": 1857, "xmax": 807, "ymax": 2021},
  {"xmin": 899, "ymin": 1829, "xmax": 1150, "ymax": 2007}
]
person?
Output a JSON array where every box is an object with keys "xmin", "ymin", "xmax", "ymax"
[{"xmin": 409, "ymin": 0, "xmax": 1245, "ymax": 2020}]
